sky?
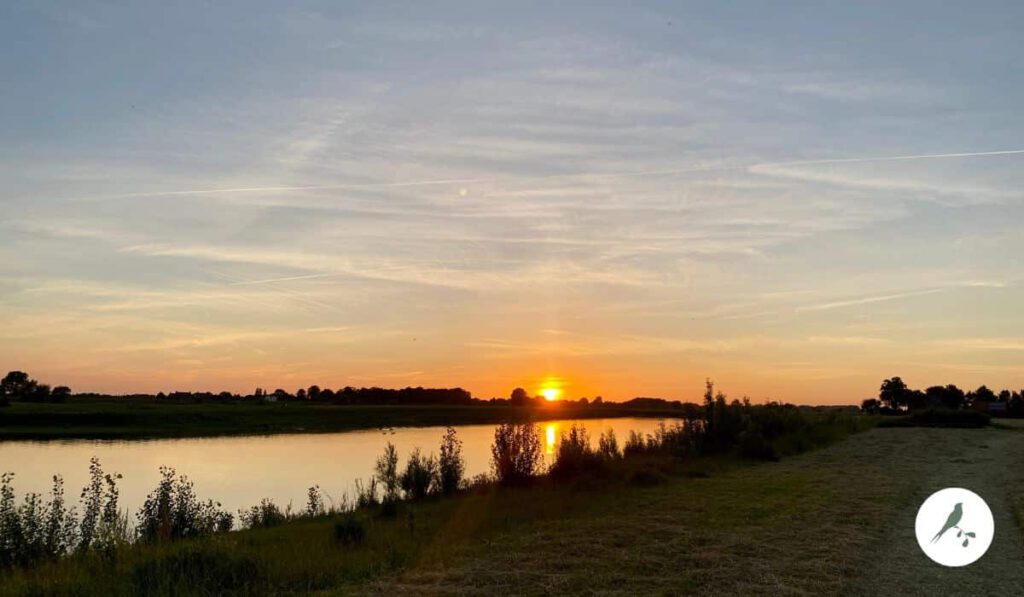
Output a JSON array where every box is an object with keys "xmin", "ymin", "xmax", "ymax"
[{"xmin": 2, "ymin": 1, "xmax": 1023, "ymax": 404}]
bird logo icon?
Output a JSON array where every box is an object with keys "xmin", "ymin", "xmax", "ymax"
[
  {"xmin": 931, "ymin": 502, "xmax": 977, "ymax": 547},
  {"xmin": 915, "ymin": 488, "xmax": 993, "ymax": 566}
]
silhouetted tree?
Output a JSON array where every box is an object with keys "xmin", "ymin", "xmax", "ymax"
[
  {"xmin": 510, "ymin": 387, "xmax": 529, "ymax": 406},
  {"xmin": 860, "ymin": 398, "xmax": 880, "ymax": 414},
  {"xmin": 1, "ymin": 371, "xmax": 36, "ymax": 401},
  {"xmin": 969, "ymin": 385, "xmax": 997, "ymax": 404},
  {"xmin": 879, "ymin": 377, "xmax": 910, "ymax": 411},
  {"xmin": 307, "ymin": 385, "xmax": 321, "ymax": 401},
  {"xmin": 51, "ymin": 386, "xmax": 71, "ymax": 403},
  {"xmin": 295, "ymin": 388, "xmax": 307, "ymax": 401}
]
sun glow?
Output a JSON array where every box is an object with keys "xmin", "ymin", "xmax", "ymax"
[{"xmin": 541, "ymin": 387, "xmax": 561, "ymax": 401}]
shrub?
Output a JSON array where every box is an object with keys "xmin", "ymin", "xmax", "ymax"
[
  {"xmin": 240, "ymin": 499, "xmax": 287, "ymax": 529},
  {"xmin": 623, "ymin": 430, "xmax": 646, "ymax": 457},
  {"xmin": 0, "ymin": 473, "xmax": 78, "ymax": 567},
  {"xmin": 550, "ymin": 424, "xmax": 606, "ymax": 481},
  {"xmin": 597, "ymin": 429, "xmax": 619, "ymax": 459},
  {"xmin": 400, "ymin": 449, "xmax": 438, "ymax": 500},
  {"xmin": 490, "ymin": 423, "xmax": 543, "ymax": 485},
  {"xmin": 374, "ymin": 443, "xmax": 401, "ymax": 504},
  {"xmin": 438, "ymin": 427, "xmax": 465, "ymax": 495},
  {"xmin": 77, "ymin": 457, "xmax": 124, "ymax": 553},
  {"xmin": 137, "ymin": 467, "xmax": 232, "ymax": 543},
  {"xmin": 333, "ymin": 516, "xmax": 366, "ymax": 547}
]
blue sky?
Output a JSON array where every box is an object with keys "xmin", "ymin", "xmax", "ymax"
[{"xmin": 2, "ymin": 1, "xmax": 1023, "ymax": 401}]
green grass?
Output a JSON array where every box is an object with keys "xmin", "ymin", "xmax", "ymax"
[{"xmin": 0, "ymin": 401, "xmax": 683, "ymax": 440}]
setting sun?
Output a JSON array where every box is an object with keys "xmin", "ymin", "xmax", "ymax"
[{"xmin": 541, "ymin": 388, "xmax": 561, "ymax": 401}]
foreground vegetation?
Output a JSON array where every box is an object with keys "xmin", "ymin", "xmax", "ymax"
[{"xmin": 1, "ymin": 387, "xmax": 884, "ymax": 595}]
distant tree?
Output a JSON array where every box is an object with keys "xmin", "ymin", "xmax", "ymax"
[
  {"xmin": 272, "ymin": 388, "xmax": 292, "ymax": 402},
  {"xmin": 307, "ymin": 385, "xmax": 321, "ymax": 401},
  {"xmin": 1, "ymin": 371, "xmax": 36, "ymax": 400},
  {"xmin": 879, "ymin": 377, "xmax": 910, "ymax": 411},
  {"xmin": 971, "ymin": 385, "xmax": 997, "ymax": 403},
  {"xmin": 998, "ymin": 389, "xmax": 1012, "ymax": 402},
  {"xmin": 906, "ymin": 389, "xmax": 927, "ymax": 411},
  {"xmin": 925, "ymin": 385, "xmax": 965, "ymax": 410},
  {"xmin": 860, "ymin": 398, "xmax": 880, "ymax": 414},
  {"xmin": 510, "ymin": 387, "xmax": 529, "ymax": 406},
  {"xmin": 593, "ymin": 396, "xmax": 603, "ymax": 406},
  {"xmin": 295, "ymin": 388, "xmax": 307, "ymax": 401},
  {"xmin": 51, "ymin": 385, "xmax": 72, "ymax": 402}
]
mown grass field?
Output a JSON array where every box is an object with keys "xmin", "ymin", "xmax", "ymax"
[
  {"xmin": 0, "ymin": 401, "xmax": 682, "ymax": 440},
  {"xmin": 4, "ymin": 420, "xmax": 1021, "ymax": 595}
]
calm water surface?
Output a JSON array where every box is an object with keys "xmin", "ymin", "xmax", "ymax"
[{"xmin": 0, "ymin": 418, "xmax": 671, "ymax": 515}]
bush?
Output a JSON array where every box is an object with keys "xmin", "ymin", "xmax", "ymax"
[
  {"xmin": 597, "ymin": 429, "xmax": 619, "ymax": 459},
  {"xmin": 438, "ymin": 427, "xmax": 465, "ymax": 495},
  {"xmin": 374, "ymin": 443, "xmax": 401, "ymax": 504},
  {"xmin": 623, "ymin": 430, "xmax": 646, "ymax": 457},
  {"xmin": 549, "ymin": 424, "xmax": 607, "ymax": 481},
  {"xmin": 0, "ymin": 474, "xmax": 77, "ymax": 567},
  {"xmin": 137, "ymin": 467, "xmax": 232, "ymax": 543},
  {"xmin": 333, "ymin": 516, "xmax": 366, "ymax": 547},
  {"xmin": 1, "ymin": 460, "xmax": 129, "ymax": 569},
  {"xmin": 490, "ymin": 423, "xmax": 543, "ymax": 485},
  {"xmin": 239, "ymin": 499, "xmax": 287, "ymax": 529},
  {"xmin": 400, "ymin": 449, "xmax": 438, "ymax": 500}
]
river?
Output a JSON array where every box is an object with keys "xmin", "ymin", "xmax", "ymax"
[{"xmin": 0, "ymin": 417, "xmax": 672, "ymax": 517}]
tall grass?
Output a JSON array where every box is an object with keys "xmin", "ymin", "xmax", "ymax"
[{"xmin": 0, "ymin": 458, "xmax": 128, "ymax": 568}]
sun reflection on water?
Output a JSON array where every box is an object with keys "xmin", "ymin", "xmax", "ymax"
[{"xmin": 545, "ymin": 422, "xmax": 558, "ymax": 454}]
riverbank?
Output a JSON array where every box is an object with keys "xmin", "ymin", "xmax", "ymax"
[
  {"xmin": 6, "ymin": 418, "xmax": 1018, "ymax": 595},
  {"xmin": 0, "ymin": 401, "xmax": 689, "ymax": 441}
]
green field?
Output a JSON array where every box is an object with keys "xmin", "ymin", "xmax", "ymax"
[
  {"xmin": 0, "ymin": 401, "xmax": 683, "ymax": 440},
  {"xmin": 4, "ymin": 420, "xmax": 1021, "ymax": 595}
]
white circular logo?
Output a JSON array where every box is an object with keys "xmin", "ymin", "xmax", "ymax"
[{"xmin": 915, "ymin": 487, "xmax": 994, "ymax": 567}]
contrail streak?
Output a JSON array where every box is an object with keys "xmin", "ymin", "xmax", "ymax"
[{"xmin": 760, "ymin": 149, "xmax": 1024, "ymax": 168}]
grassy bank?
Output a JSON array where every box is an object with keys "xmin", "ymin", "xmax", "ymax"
[
  {"xmin": 0, "ymin": 412, "xmax": 877, "ymax": 595},
  {"xmin": 5, "ymin": 415, "xmax": 1021, "ymax": 595},
  {"xmin": 0, "ymin": 401, "xmax": 684, "ymax": 441}
]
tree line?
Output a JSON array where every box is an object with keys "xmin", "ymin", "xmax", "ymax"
[
  {"xmin": 861, "ymin": 376, "xmax": 1024, "ymax": 416},
  {"xmin": 1, "ymin": 371, "xmax": 694, "ymax": 410}
]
